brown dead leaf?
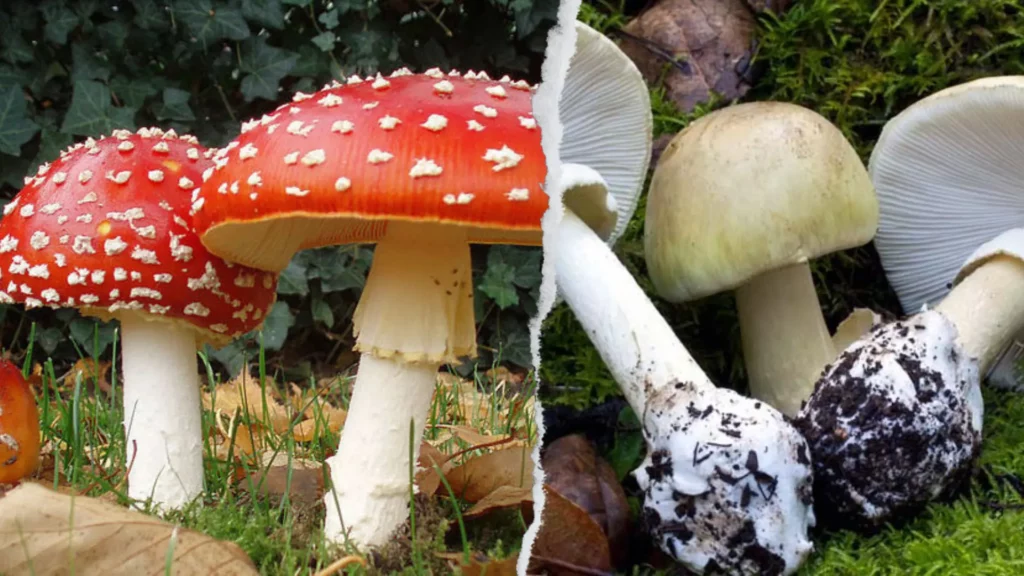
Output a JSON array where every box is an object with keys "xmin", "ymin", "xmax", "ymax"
[
  {"xmin": 463, "ymin": 485, "xmax": 533, "ymax": 518},
  {"xmin": 292, "ymin": 406, "xmax": 347, "ymax": 442},
  {"xmin": 527, "ymin": 485, "xmax": 613, "ymax": 576},
  {"xmin": 0, "ymin": 482, "xmax": 258, "ymax": 575},
  {"xmin": 541, "ymin": 435, "xmax": 630, "ymax": 567},
  {"xmin": 436, "ymin": 551, "xmax": 519, "ymax": 576},
  {"xmin": 204, "ymin": 369, "xmax": 293, "ymax": 434},
  {"xmin": 620, "ymin": 0, "xmax": 758, "ymax": 113},
  {"xmin": 241, "ymin": 452, "xmax": 325, "ymax": 507},
  {"xmin": 63, "ymin": 358, "xmax": 111, "ymax": 393},
  {"xmin": 415, "ymin": 441, "xmax": 452, "ymax": 496},
  {"xmin": 444, "ymin": 445, "xmax": 535, "ymax": 503}
]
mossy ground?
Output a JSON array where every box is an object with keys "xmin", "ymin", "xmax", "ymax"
[{"xmin": 541, "ymin": 1, "xmax": 1024, "ymax": 574}]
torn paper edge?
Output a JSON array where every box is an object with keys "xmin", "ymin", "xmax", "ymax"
[{"xmin": 518, "ymin": 1, "xmax": 582, "ymax": 574}]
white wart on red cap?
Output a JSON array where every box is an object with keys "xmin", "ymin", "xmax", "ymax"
[
  {"xmin": 794, "ymin": 310, "xmax": 982, "ymax": 526},
  {"xmin": 0, "ymin": 128, "xmax": 277, "ymax": 345}
]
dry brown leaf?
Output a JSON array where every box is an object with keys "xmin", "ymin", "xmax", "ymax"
[
  {"xmin": 292, "ymin": 406, "xmax": 347, "ymax": 442},
  {"xmin": 241, "ymin": 452, "xmax": 325, "ymax": 506},
  {"xmin": 463, "ymin": 485, "xmax": 533, "ymax": 518},
  {"xmin": 541, "ymin": 435, "xmax": 631, "ymax": 567},
  {"xmin": 444, "ymin": 445, "xmax": 535, "ymax": 503},
  {"xmin": 434, "ymin": 425, "xmax": 508, "ymax": 447},
  {"xmin": 0, "ymin": 482, "xmax": 258, "ymax": 575},
  {"xmin": 414, "ymin": 442, "xmax": 453, "ymax": 496},
  {"xmin": 436, "ymin": 551, "xmax": 519, "ymax": 576},
  {"xmin": 620, "ymin": 0, "xmax": 758, "ymax": 113},
  {"xmin": 204, "ymin": 369, "xmax": 293, "ymax": 434},
  {"xmin": 63, "ymin": 358, "xmax": 112, "ymax": 393},
  {"xmin": 527, "ymin": 485, "xmax": 613, "ymax": 576}
]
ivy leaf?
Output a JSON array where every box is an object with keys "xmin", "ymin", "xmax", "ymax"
[
  {"xmin": 490, "ymin": 321, "xmax": 532, "ymax": 368},
  {"xmin": 239, "ymin": 37, "xmax": 299, "ymax": 102},
  {"xmin": 277, "ymin": 259, "xmax": 310, "ymax": 296},
  {"xmin": 260, "ymin": 302, "xmax": 296, "ymax": 351},
  {"xmin": 68, "ymin": 317, "xmax": 117, "ymax": 358},
  {"xmin": 34, "ymin": 128, "xmax": 73, "ymax": 167},
  {"xmin": 206, "ymin": 340, "xmax": 249, "ymax": 377},
  {"xmin": 154, "ymin": 88, "xmax": 196, "ymax": 122},
  {"xmin": 488, "ymin": 245, "xmax": 542, "ymax": 289},
  {"xmin": 281, "ymin": 0, "xmax": 312, "ymax": 6},
  {"xmin": 60, "ymin": 80, "xmax": 112, "ymax": 136},
  {"xmin": 478, "ymin": 262, "xmax": 519, "ymax": 309},
  {"xmin": 41, "ymin": 1, "xmax": 81, "ymax": 45},
  {"xmin": 311, "ymin": 297, "xmax": 335, "ymax": 328},
  {"xmin": 107, "ymin": 106, "xmax": 138, "ymax": 131},
  {"xmin": 0, "ymin": 65, "xmax": 28, "ymax": 90},
  {"xmin": 311, "ymin": 32, "xmax": 336, "ymax": 52},
  {"xmin": 131, "ymin": 0, "xmax": 170, "ymax": 30},
  {"xmin": 319, "ymin": 8, "xmax": 340, "ymax": 29},
  {"xmin": 109, "ymin": 75, "xmax": 160, "ymax": 109},
  {"xmin": 34, "ymin": 326, "xmax": 64, "ymax": 357},
  {"xmin": 0, "ymin": 85, "xmax": 40, "ymax": 157},
  {"xmin": 242, "ymin": 0, "xmax": 285, "ymax": 30},
  {"xmin": 173, "ymin": 0, "xmax": 250, "ymax": 46},
  {"xmin": 70, "ymin": 44, "xmax": 112, "ymax": 83},
  {"xmin": 0, "ymin": 26, "xmax": 34, "ymax": 65},
  {"xmin": 96, "ymin": 21, "xmax": 129, "ymax": 49}
]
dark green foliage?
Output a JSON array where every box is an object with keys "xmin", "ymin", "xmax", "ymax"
[
  {"xmin": 541, "ymin": 0, "xmax": 1024, "ymax": 406},
  {"xmin": 0, "ymin": 0, "xmax": 558, "ymax": 375}
]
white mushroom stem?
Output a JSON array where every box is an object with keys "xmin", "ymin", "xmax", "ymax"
[
  {"xmin": 120, "ymin": 316, "xmax": 204, "ymax": 510},
  {"xmin": 552, "ymin": 209, "xmax": 714, "ymax": 416},
  {"xmin": 734, "ymin": 261, "xmax": 836, "ymax": 417},
  {"xmin": 322, "ymin": 355, "xmax": 437, "ymax": 547},
  {"xmin": 323, "ymin": 221, "xmax": 476, "ymax": 548},
  {"xmin": 935, "ymin": 255, "xmax": 1024, "ymax": 374}
]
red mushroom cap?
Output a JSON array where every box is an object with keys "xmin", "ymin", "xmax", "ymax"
[
  {"xmin": 0, "ymin": 358, "xmax": 39, "ymax": 484},
  {"xmin": 0, "ymin": 128, "xmax": 278, "ymax": 346},
  {"xmin": 192, "ymin": 68, "xmax": 549, "ymax": 272}
]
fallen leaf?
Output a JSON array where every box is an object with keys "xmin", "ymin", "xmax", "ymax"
[
  {"xmin": 0, "ymin": 482, "xmax": 259, "ymax": 574},
  {"xmin": 63, "ymin": 358, "xmax": 112, "ymax": 393},
  {"xmin": 463, "ymin": 485, "xmax": 533, "ymax": 518},
  {"xmin": 541, "ymin": 435, "xmax": 631, "ymax": 566},
  {"xmin": 240, "ymin": 452, "xmax": 325, "ymax": 507},
  {"xmin": 527, "ymin": 485, "xmax": 613, "ymax": 576},
  {"xmin": 619, "ymin": 0, "xmax": 758, "ymax": 112},
  {"xmin": 444, "ymin": 445, "xmax": 535, "ymax": 503},
  {"xmin": 292, "ymin": 406, "xmax": 347, "ymax": 442},
  {"xmin": 204, "ymin": 369, "xmax": 293, "ymax": 434},
  {"xmin": 415, "ymin": 441, "xmax": 452, "ymax": 496},
  {"xmin": 436, "ymin": 551, "xmax": 519, "ymax": 576}
]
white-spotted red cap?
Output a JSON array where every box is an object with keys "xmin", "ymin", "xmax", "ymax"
[
  {"xmin": 192, "ymin": 68, "xmax": 547, "ymax": 272},
  {"xmin": 0, "ymin": 128, "xmax": 278, "ymax": 346}
]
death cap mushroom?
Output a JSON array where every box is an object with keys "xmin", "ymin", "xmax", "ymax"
[
  {"xmin": 191, "ymin": 68, "xmax": 548, "ymax": 273},
  {"xmin": 0, "ymin": 128, "xmax": 278, "ymax": 344}
]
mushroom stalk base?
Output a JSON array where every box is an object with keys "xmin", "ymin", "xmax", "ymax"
[
  {"xmin": 735, "ymin": 262, "xmax": 835, "ymax": 417},
  {"xmin": 323, "ymin": 354, "xmax": 438, "ymax": 548},
  {"xmin": 552, "ymin": 210, "xmax": 714, "ymax": 416},
  {"xmin": 935, "ymin": 255, "xmax": 1024, "ymax": 374},
  {"xmin": 120, "ymin": 316, "xmax": 204, "ymax": 510}
]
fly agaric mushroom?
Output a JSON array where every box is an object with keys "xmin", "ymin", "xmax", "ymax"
[
  {"xmin": 552, "ymin": 185, "xmax": 815, "ymax": 575},
  {"xmin": 644, "ymin": 102, "xmax": 879, "ymax": 417},
  {"xmin": 869, "ymin": 76, "xmax": 1024, "ymax": 389},
  {"xmin": 0, "ymin": 128, "xmax": 278, "ymax": 509},
  {"xmin": 0, "ymin": 359, "xmax": 40, "ymax": 485},
  {"xmin": 189, "ymin": 69, "xmax": 547, "ymax": 547}
]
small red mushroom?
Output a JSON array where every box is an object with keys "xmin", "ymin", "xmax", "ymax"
[
  {"xmin": 0, "ymin": 359, "xmax": 40, "ymax": 485},
  {"xmin": 190, "ymin": 68, "xmax": 547, "ymax": 547},
  {"xmin": 0, "ymin": 127, "xmax": 278, "ymax": 509}
]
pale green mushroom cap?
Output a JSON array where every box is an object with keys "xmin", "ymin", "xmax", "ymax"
[{"xmin": 644, "ymin": 101, "xmax": 879, "ymax": 302}]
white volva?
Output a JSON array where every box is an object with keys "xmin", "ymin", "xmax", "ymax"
[
  {"xmin": 120, "ymin": 316, "xmax": 205, "ymax": 510},
  {"xmin": 322, "ymin": 355, "xmax": 438, "ymax": 546},
  {"xmin": 553, "ymin": 208, "xmax": 815, "ymax": 575}
]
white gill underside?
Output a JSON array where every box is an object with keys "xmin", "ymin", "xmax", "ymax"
[
  {"xmin": 352, "ymin": 220, "xmax": 476, "ymax": 364},
  {"xmin": 552, "ymin": 209, "xmax": 714, "ymax": 417},
  {"xmin": 120, "ymin": 315, "xmax": 205, "ymax": 510},
  {"xmin": 322, "ymin": 354, "xmax": 439, "ymax": 547}
]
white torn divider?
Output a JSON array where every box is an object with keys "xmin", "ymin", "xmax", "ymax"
[{"xmin": 518, "ymin": 1, "xmax": 582, "ymax": 574}]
